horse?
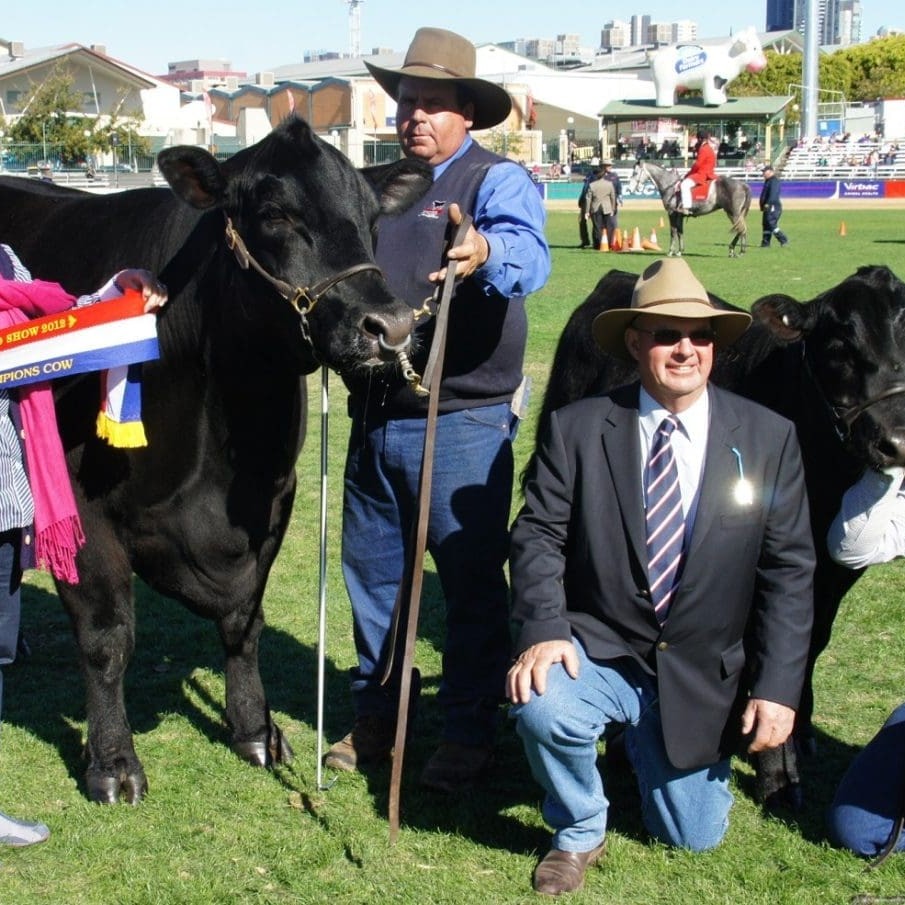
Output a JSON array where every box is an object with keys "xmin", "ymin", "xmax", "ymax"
[{"xmin": 628, "ymin": 160, "xmax": 751, "ymax": 258}]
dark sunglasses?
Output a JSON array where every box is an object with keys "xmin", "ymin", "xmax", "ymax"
[{"xmin": 631, "ymin": 326, "xmax": 716, "ymax": 347}]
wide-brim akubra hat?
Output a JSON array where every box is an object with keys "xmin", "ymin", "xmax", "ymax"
[
  {"xmin": 592, "ymin": 258, "xmax": 752, "ymax": 360},
  {"xmin": 364, "ymin": 27, "xmax": 512, "ymax": 131}
]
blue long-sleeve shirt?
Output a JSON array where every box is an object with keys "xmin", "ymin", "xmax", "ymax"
[{"xmin": 434, "ymin": 136, "xmax": 550, "ymax": 299}]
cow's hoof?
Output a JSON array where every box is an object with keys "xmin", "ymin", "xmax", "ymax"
[
  {"xmin": 763, "ymin": 782, "xmax": 804, "ymax": 813},
  {"xmin": 233, "ymin": 726, "xmax": 294, "ymax": 767},
  {"xmin": 87, "ymin": 769, "xmax": 148, "ymax": 805},
  {"xmin": 753, "ymin": 739, "xmax": 803, "ymax": 812}
]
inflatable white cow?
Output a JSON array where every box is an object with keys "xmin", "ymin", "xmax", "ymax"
[{"xmin": 650, "ymin": 26, "xmax": 767, "ymax": 107}]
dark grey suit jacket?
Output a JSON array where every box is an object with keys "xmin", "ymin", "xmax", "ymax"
[{"xmin": 510, "ymin": 382, "xmax": 815, "ymax": 769}]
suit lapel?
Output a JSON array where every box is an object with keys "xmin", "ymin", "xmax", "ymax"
[{"xmin": 601, "ymin": 385, "xmax": 647, "ymax": 566}]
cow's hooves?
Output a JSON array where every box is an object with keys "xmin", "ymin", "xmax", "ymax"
[
  {"xmin": 87, "ymin": 770, "xmax": 148, "ymax": 805},
  {"xmin": 233, "ymin": 728, "xmax": 294, "ymax": 767}
]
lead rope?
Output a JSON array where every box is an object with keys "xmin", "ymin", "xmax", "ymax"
[{"xmin": 386, "ymin": 215, "xmax": 473, "ymax": 843}]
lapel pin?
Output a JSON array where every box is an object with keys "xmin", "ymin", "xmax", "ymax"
[{"xmin": 730, "ymin": 447, "xmax": 754, "ymax": 506}]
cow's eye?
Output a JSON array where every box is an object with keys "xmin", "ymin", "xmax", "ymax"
[{"xmin": 259, "ymin": 204, "xmax": 292, "ymax": 230}]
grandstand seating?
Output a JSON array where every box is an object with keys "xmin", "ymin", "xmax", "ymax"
[{"xmin": 778, "ymin": 139, "xmax": 905, "ymax": 180}]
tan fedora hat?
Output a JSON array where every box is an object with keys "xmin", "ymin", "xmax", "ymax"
[
  {"xmin": 591, "ymin": 258, "xmax": 752, "ymax": 360},
  {"xmin": 365, "ymin": 27, "xmax": 512, "ymax": 131}
]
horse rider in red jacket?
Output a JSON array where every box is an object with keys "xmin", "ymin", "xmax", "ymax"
[{"xmin": 679, "ymin": 131, "xmax": 717, "ymax": 214}]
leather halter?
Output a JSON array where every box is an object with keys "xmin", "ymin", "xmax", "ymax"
[
  {"xmin": 224, "ymin": 215, "xmax": 381, "ymax": 333},
  {"xmin": 802, "ymin": 343, "xmax": 905, "ymax": 443}
]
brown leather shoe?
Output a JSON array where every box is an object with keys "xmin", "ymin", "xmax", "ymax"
[
  {"xmin": 419, "ymin": 741, "xmax": 493, "ymax": 792},
  {"xmin": 323, "ymin": 716, "xmax": 395, "ymax": 772},
  {"xmin": 532, "ymin": 841, "xmax": 606, "ymax": 896}
]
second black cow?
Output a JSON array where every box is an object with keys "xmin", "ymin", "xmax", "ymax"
[{"xmin": 532, "ymin": 264, "xmax": 905, "ymax": 804}]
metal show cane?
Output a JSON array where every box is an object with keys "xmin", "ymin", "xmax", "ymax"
[
  {"xmin": 387, "ymin": 214, "xmax": 473, "ymax": 842},
  {"xmin": 315, "ymin": 363, "xmax": 335, "ymax": 791}
]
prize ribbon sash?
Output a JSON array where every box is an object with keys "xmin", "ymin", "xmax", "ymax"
[{"xmin": 0, "ymin": 289, "xmax": 159, "ymax": 389}]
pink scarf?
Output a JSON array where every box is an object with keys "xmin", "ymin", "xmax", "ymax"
[{"xmin": 0, "ymin": 279, "xmax": 85, "ymax": 584}]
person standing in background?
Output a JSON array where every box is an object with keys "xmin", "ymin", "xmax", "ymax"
[{"xmin": 759, "ymin": 164, "xmax": 788, "ymax": 247}]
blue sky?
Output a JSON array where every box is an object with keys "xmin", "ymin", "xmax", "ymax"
[{"xmin": 2, "ymin": 2, "xmax": 901, "ymax": 77}]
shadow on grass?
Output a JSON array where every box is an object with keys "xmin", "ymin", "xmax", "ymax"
[
  {"xmin": 4, "ymin": 566, "xmax": 460, "ymax": 805},
  {"xmin": 7, "ymin": 577, "xmax": 349, "ymax": 799},
  {"xmin": 9, "ymin": 573, "xmax": 858, "ymax": 856}
]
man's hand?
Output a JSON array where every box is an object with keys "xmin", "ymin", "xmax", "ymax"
[
  {"xmin": 115, "ymin": 269, "xmax": 168, "ymax": 313},
  {"xmin": 741, "ymin": 698, "xmax": 796, "ymax": 753},
  {"xmin": 506, "ymin": 640, "xmax": 580, "ymax": 705},
  {"xmin": 428, "ymin": 202, "xmax": 489, "ymax": 284}
]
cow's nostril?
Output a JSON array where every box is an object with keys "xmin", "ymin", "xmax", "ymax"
[{"xmin": 364, "ymin": 311, "xmax": 413, "ymax": 351}]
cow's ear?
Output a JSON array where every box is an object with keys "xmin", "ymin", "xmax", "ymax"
[
  {"xmin": 751, "ymin": 294, "xmax": 815, "ymax": 342},
  {"xmin": 157, "ymin": 146, "xmax": 228, "ymax": 210},
  {"xmin": 361, "ymin": 159, "xmax": 433, "ymax": 216}
]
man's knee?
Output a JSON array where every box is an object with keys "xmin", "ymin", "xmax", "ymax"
[
  {"xmin": 513, "ymin": 685, "xmax": 596, "ymax": 749},
  {"xmin": 828, "ymin": 804, "xmax": 901, "ymax": 858},
  {"xmin": 648, "ymin": 811, "xmax": 729, "ymax": 852},
  {"xmin": 640, "ymin": 775, "xmax": 732, "ymax": 852}
]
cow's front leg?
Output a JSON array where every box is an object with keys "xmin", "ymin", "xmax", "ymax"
[
  {"xmin": 218, "ymin": 602, "xmax": 294, "ymax": 767},
  {"xmin": 59, "ymin": 572, "xmax": 148, "ymax": 805}
]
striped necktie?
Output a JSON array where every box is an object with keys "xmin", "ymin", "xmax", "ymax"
[{"xmin": 645, "ymin": 416, "xmax": 685, "ymax": 623}]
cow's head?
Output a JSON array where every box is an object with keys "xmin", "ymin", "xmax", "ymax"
[
  {"xmin": 731, "ymin": 26, "xmax": 767, "ymax": 74},
  {"xmin": 157, "ymin": 116, "xmax": 432, "ymax": 376},
  {"xmin": 752, "ymin": 265, "xmax": 905, "ymax": 469}
]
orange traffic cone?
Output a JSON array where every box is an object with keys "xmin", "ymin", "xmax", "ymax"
[
  {"xmin": 612, "ymin": 228, "xmax": 623, "ymax": 251},
  {"xmin": 598, "ymin": 230, "xmax": 609, "ymax": 252},
  {"xmin": 629, "ymin": 226, "xmax": 643, "ymax": 252},
  {"xmin": 658, "ymin": 215, "xmax": 665, "ymax": 228},
  {"xmin": 641, "ymin": 228, "xmax": 661, "ymax": 252},
  {"xmin": 839, "ymin": 221, "xmax": 847, "ymax": 237}
]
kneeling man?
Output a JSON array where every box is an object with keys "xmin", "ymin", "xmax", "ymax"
[{"xmin": 508, "ymin": 258, "xmax": 814, "ymax": 895}]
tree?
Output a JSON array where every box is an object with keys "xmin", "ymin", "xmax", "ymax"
[
  {"xmin": 843, "ymin": 35, "xmax": 905, "ymax": 101},
  {"xmin": 7, "ymin": 64, "xmax": 149, "ymax": 167},
  {"xmin": 731, "ymin": 35, "xmax": 905, "ymax": 109}
]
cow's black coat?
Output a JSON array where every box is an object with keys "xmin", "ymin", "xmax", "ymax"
[{"xmin": 0, "ymin": 116, "xmax": 432, "ymax": 802}]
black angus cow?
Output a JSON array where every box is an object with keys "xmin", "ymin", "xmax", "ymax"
[
  {"xmin": 531, "ymin": 265, "xmax": 905, "ymax": 805},
  {"xmin": 0, "ymin": 116, "xmax": 432, "ymax": 803}
]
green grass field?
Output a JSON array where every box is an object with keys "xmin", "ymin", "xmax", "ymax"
[{"xmin": 2, "ymin": 208, "xmax": 905, "ymax": 903}]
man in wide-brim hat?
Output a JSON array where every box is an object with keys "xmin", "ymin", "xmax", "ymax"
[
  {"xmin": 592, "ymin": 257, "xmax": 751, "ymax": 363},
  {"xmin": 365, "ymin": 26, "xmax": 512, "ymax": 132},
  {"xmin": 328, "ymin": 28, "xmax": 550, "ymax": 794},
  {"xmin": 508, "ymin": 257, "xmax": 813, "ymax": 895}
]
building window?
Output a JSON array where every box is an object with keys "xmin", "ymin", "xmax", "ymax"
[{"xmin": 5, "ymin": 90, "xmax": 21, "ymax": 109}]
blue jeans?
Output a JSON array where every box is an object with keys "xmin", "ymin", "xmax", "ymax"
[
  {"xmin": 341, "ymin": 402, "xmax": 516, "ymax": 747},
  {"xmin": 512, "ymin": 638, "xmax": 732, "ymax": 853},
  {"xmin": 828, "ymin": 702, "xmax": 905, "ymax": 857}
]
